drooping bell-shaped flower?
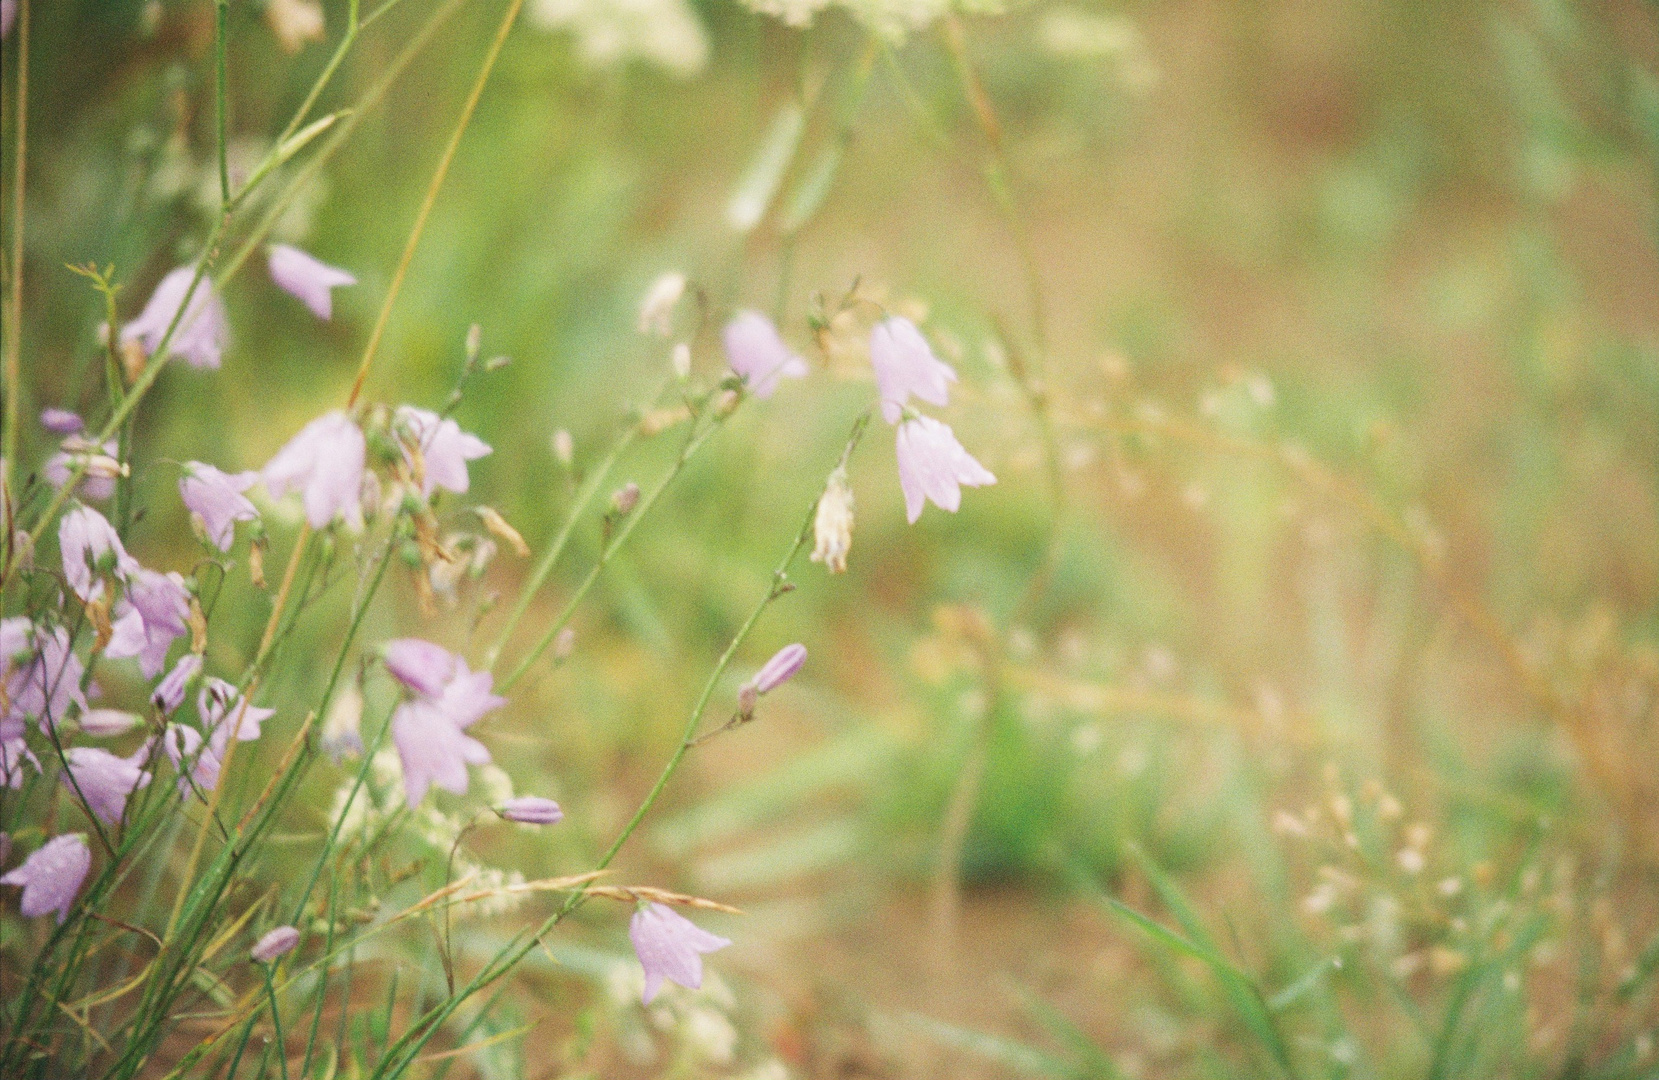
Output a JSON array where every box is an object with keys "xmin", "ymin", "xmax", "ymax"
[
  {"xmin": 628, "ymin": 902, "xmax": 731, "ymax": 1003},
  {"xmin": 722, "ymin": 311, "xmax": 808, "ymax": 400},
  {"xmin": 869, "ymin": 317, "xmax": 956, "ymax": 424},
  {"xmin": 180, "ymin": 463, "xmax": 260, "ymax": 551},
  {"xmin": 390, "ymin": 699, "xmax": 492, "ymax": 808},
  {"xmin": 152, "ymin": 653, "xmax": 203, "ymax": 714},
  {"xmin": 62, "ymin": 746, "xmax": 152, "ymax": 825},
  {"xmin": 120, "ymin": 266, "xmax": 229, "ymax": 371},
  {"xmin": 105, "ymin": 568, "xmax": 192, "ymax": 678},
  {"xmin": 0, "ymin": 734, "xmax": 39, "ymax": 788},
  {"xmin": 392, "ymin": 407, "xmax": 491, "ymax": 498},
  {"xmin": 261, "ymin": 411, "xmax": 367, "ymax": 529},
  {"xmin": 59, "ymin": 504, "xmax": 139, "ymax": 602},
  {"xmin": 893, "ymin": 414, "xmax": 996, "ymax": 524},
  {"xmin": 268, "ymin": 245, "xmax": 357, "ymax": 320},
  {"xmin": 382, "ymin": 638, "xmax": 457, "ymax": 699},
  {"xmin": 78, "ymin": 709, "xmax": 143, "ymax": 737},
  {"xmin": 5, "ymin": 624, "xmax": 89, "ymax": 730},
  {"xmin": 1, "ymin": 833, "xmax": 91, "ymax": 923},
  {"xmin": 198, "ymin": 677, "xmax": 273, "ymax": 743}
]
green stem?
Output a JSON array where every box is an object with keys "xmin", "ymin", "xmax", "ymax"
[
  {"xmin": 215, "ymin": 0, "xmax": 230, "ymax": 208},
  {"xmin": 497, "ymin": 396, "xmax": 741, "ymax": 692},
  {"xmin": 2, "ymin": 0, "xmax": 29, "ymax": 572},
  {"xmin": 482, "ymin": 397, "xmax": 655, "ymax": 671},
  {"xmin": 263, "ymin": 963, "xmax": 290, "ymax": 1080}
]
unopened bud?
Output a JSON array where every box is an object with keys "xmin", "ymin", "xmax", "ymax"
[
  {"xmin": 714, "ymin": 389, "xmax": 740, "ymax": 418},
  {"xmin": 639, "ymin": 405, "xmax": 691, "ymax": 436},
  {"xmin": 465, "ymin": 323, "xmax": 483, "ymax": 364},
  {"xmin": 737, "ymin": 682, "xmax": 758, "ymax": 717},
  {"xmin": 747, "ymin": 643, "xmax": 806, "ymax": 695},
  {"xmin": 498, "ymin": 796, "xmax": 564, "ymax": 825},
  {"xmin": 610, "ymin": 482, "xmax": 640, "ymax": 516},
  {"xmin": 552, "ymin": 429, "xmax": 574, "ymax": 467},
  {"xmin": 121, "ymin": 338, "xmax": 147, "ymax": 384},
  {"xmin": 671, "ymin": 342, "xmax": 692, "ymax": 379},
  {"xmin": 250, "ymin": 925, "xmax": 300, "ymax": 964}
]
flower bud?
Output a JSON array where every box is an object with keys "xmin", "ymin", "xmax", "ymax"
[
  {"xmin": 610, "ymin": 482, "xmax": 640, "ymax": 516},
  {"xmin": 552, "ymin": 429, "xmax": 574, "ymax": 467},
  {"xmin": 638, "ymin": 271, "xmax": 687, "ymax": 337},
  {"xmin": 671, "ymin": 342, "xmax": 692, "ymax": 379},
  {"xmin": 251, "ymin": 925, "xmax": 300, "ymax": 963},
  {"xmin": 498, "ymin": 796, "xmax": 564, "ymax": 825},
  {"xmin": 474, "ymin": 506, "xmax": 529, "ymax": 557},
  {"xmin": 748, "ymin": 643, "xmax": 806, "ymax": 695}
]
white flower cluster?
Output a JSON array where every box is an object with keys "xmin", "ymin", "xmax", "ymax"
[{"xmin": 528, "ymin": 0, "xmax": 709, "ymax": 78}]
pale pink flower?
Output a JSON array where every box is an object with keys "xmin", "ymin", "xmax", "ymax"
[
  {"xmin": 268, "ymin": 245, "xmax": 356, "ymax": 320},
  {"xmin": 251, "ymin": 925, "xmax": 301, "ymax": 962},
  {"xmin": 629, "ymin": 902, "xmax": 731, "ymax": 1003},
  {"xmin": 180, "ymin": 463, "xmax": 260, "ymax": 550},
  {"xmin": 2, "ymin": 834, "xmax": 91, "ymax": 923},
  {"xmin": 893, "ymin": 414, "xmax": 996, "ymax": 524},
  {"xmin": 4, "ymin": 624, "xmax": 89, "ymax": 730},
  {"xmin": 105, "ymin": 568, "xmax": 191, "ymax": 678},
  {"xmin": 152, "ymin": 653, "xmax": 202, "ymax": 714},
  {"xmin": 198, "ymin": 678, "xmax": 273, "ymax": 743},
  {"xmin": 120, "ymin": 266, "xmax": 229, "ymax": 370},
  {"xmin": 163, "ymin": 723, "xmax": 228, "ymax": 796},
  {"xmin": 261, "ymin": 411, "xmax": 367, "ymax": 529},
  {"xmin": 431, "ymin": 658, "xmax": 506, "ymax": 728},
  {"xmin": 62, "ymin": 746, "xmax": 152, "ymax": 825},
  {"xmin": 722, "ymin": 311, "xmax": 808, "ymax": 399},
  {"xmin": 382, "ymin": 638, "xmax": 457, "ymax": 699},
  {"xmin": 59, "ymin": 504, "xmax": 138, "ymax": 601},
  {"xmin": 0, "ymin": 735, "xmax": 39, "ymax": 788},
  {"xmin": 393, "ymin": 406, "xmax": 491, "ymax": 498},
  {"xmin": 498, "ymin": 796, "xmax": 563, "ymax": 824},
  {"xmin": 390, "ymin": 699, "xmax": 492, "ymax": 808},
  {"xmin": 870, "ymin": 317, "xmax": 956, "ymax": 424},
  {"xmin": 749, "ymin": 643, "xmax": 806, "ymax": 694}
]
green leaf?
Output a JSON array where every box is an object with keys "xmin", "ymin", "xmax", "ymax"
[{"xmin": 727, "ymin": 103, "xmax": 806, "ymax": 233}]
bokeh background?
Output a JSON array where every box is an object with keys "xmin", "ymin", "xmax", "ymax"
[{"xmin": 6, "ymin": 0, "xmax": 1658, "ymax": 1075}]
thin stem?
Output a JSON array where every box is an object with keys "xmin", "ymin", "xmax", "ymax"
[
  {"xmin": 346, "ymin": 0, "xmax": 528, "ymax": 409},
  {"xmin": 262, "ymin": 964, "xmax": 290, "ymax": 1080},
  {"xmin": 497, "ymin": 397, "xmax": 741, "ymax": 692},
  {"xmin": 2, "ymin": 0, "xmax": 29, "ymax": 537},
  {"xmin": 215, "ymin": 0, "xmax": 231, "ymax": 208},
  {"xmin": 482, "ymin": 398, "xmax": 654, "ymax": 671}
]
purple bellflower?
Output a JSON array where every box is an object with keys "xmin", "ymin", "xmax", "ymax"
[
  {"xmin": 383, "ymin": 638, "xmax": 504, "ymax": 807},
  {"xmin": 152, "ymin": 653, "xmax": 203, "ymax": 714},
  {"xmin": 393, "ymin": 406, "xmax": 491, "ymax": 498},
  {"xmin": 629, "ymin": 902, "xmax": 732, "ymax": 1003},
  {"xmin": 2, "ymin": 834, "xmax": 91, "ymax": 923},
  {"xmin": 869, "ymin": 316, "xmax": 957, "ymax": 425},
  {"xmin": 722, "ymin": 311, "xmax": 808, "ymax": 400},
  {"xmin": 893, "ymin": 413, "xmax": 996, "ymax": 524},
  {"xmin": 62, "ymin": 746, "xmax": 152, "ymax": 825},
  {"xmin": 180, "ymin": 463, "xmax": 260, "ymax": 551},
  {"xmin": 120, "ymin": 266, "xmax": 228, "ymax": 370},
  {"xmin": 106, "ymin": 568, "xmax": 191, "ymax": 678},
  {"xmin": 382, "ymin": 638, "xmax": 457, "ymax": 699},
  {"xmin": 5, "ymin": 624, "xmax": 89, "ymax": 730},
  {"xmin": 1, "ymin": 734, "xmax": 39, "ymax": 788},
  {"xmin": 268, "ymin": 245, "xmax": 356, "ymax": 320},
  {"xmin": 261, "ymin": 411, "xmax": 367, "ymax": 529},
  {"xmin": 59, "ymin": 504, "xmax": 139, "ymax": 602}
]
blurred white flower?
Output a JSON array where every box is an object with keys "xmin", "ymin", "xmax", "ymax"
[{"xmin": 529, "ymin": 0, "xmax": 708, "ymax": 78}]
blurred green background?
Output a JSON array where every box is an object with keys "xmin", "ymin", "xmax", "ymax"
[{"xmin": 5, "ymin": 0, "xmax": 1658, "ymax": 1075}]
